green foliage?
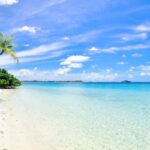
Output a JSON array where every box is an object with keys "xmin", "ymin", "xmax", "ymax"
[
  {"xmin": 0, "ymin": 68, "xmax": 21, "ymax": 88},
  {"xmin": 0, "ymin": 32, "xmax": 18, "ymax": 63},
  {"xmin": 0, "ymin": 32, "xmax": 21, "ymax": 88}
]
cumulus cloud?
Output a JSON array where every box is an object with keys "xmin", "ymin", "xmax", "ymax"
[
  {"xmin": 68, "ymin": 63, "xmax": 83, "ymax": 68},
  {"xmin": 0, "ymin": 0, "xmax": 18, "ymax": 5},
  {"xmin": 0, "ymin": 30, "xmax": 97, "ymax": 67},
  {"xmin": 135, "ymin": 24, "xmax": 150, "ymax": 32},
  {"xmin": 61, "ymin": 55, "xmax": 90, "ymax": 65},
  {"xmin": 58, "ymin": 55, "xmax": 90, "ymax": 75},
  {"xmin": 16, "ymin": 26, "xmax": 40, "ymax": 33},
  {"xmin": 139, "ymin": 65, "xmax": 150, "ymax": 76},
  {"xmin": 55, "ymin": 68, "xmax": 71, "ymax": 75},
  {"xmin": 88, "ymin": 46, "xmax": 99, "ymax": 52},
  {"xmin": 10, "ymin": 68, "xmax": 119, "ymax": 82},
  {"xmin": 138, "ymin": 65, "xmax": 150, "ymax": 71},
  {"xmin": 10, "ymin": 68, "xmax": 56, "ymax": 81},
  {"xmin": 129, "ymin": 65, "xmax": 150, "ymax": 77}
]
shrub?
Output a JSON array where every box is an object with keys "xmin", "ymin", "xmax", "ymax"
[{"xmin": 0, "ymin": 68, "xmax": 21, "ymax": 88}]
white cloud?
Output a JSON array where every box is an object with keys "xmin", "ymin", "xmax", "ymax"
[
  {"xmin": 68, "ymin": 63, "xmax": 83, "ymax": 68},
  {"xmin": 60, "ymin": 30, "xmax": 101, "ymax": 45},
  {"xmin": 24, "ymin": 0, "xmax": 67, "ymax": 20},
  {"xmin": 117, "ymin": 61, "xmax": 128, "ymax": 65},
  {"xmin": 61, "ymin": 55, "xmax": 90, "ymax": 65},
  {"xmin": 87, "ymin": 44, "xmax": 150, "ymax": 53},
  {"xmin": 55, "ymin": 67, "xmax": 71, "ymax": 75},
  {"xmin": 10, "ymin": 69, "xmax": 118, "ymax": 81},
  {"xmin": 56, "ymin": 53, "xmax": 89, "ymax": 76},
  {"xmin": 17, "ymin": 41, "xmax": 67, "ymax": 57},
  {"xmin": 129, "ymin": 66, "xmax": 135, "ymax": 72},
  {"xmin": 140, "ymin": 72, "xmax": 150, "ymax": 76},
  {"xmin": 88, "ymin": 46, "xmax": 99, "ymax": 52},
  {"xmin": 138, "ymin": 65, "xmax": 150, "ymax": 71},
  {"xmin": 63, "ymin": 36, "xmax": 70, "ymax": 41},
  {"xmin": 129, "ymin": 65, "xmax": 150, "ymax": 77},
  {"xmin": 15, "ymin": 30, "xmax": 100, "ymax": 59},
  {"xmin": 71, "ymin": 30, "xmax": 102, "ymax": 43},
  {"xmin": 17, "ymin": 26, "xmax": 40, "ymax": 33},
  {"xmin": 0, "ymin": 30, "xmax": 99, "ymax": 67},
  {"xmin": 81, "ymin": 72, "xmax": 118, "ymax": 82},
  {"xmin": 10, "ymin": 68, "xmax": 56, "ymax": 81},
  {"xmin": 0, "ymin": 51, "xmax": 64, "ymax": 66},
  {"xmin": 0, "ymin": 40, "xmax": 68, "ymax": 67},
  {"xmin": 58, "ymin": 55, "xmax": 90, "ymax": 75},
  {"xmin": 55, "ymin": 55, "xmax": 90, "ymax": 75},
  {"xmin": 132, "ymin": 53, "xmax": 143, "ymax": 57},
  {"xmin": 129, "ymin": 65, "xmax": 150, "ymax": 72},
  {"xmin": 16, "ymin": 69, "xmax": 34, "ymax": 77},
  {"xmin": 121, "ymin": 33, "xmax": 147, "ymax": 41},
  {"xmin": 106, "ymin": 68, "xmax": 112, "ymax": 73},
  {"xmin": 0, "ymin": 0, "xmax": 18, "ymax": 5},
  {"xmin": 135, "ymin": 24, "xmax": 150, "ymax": 32},
  {"xmin": 102, "ymin": 44, "xmax": 150, "ymax": 53}
]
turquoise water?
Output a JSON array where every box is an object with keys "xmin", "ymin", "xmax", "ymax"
[{"xmin": 9, "ymin": 82, "xmax": 150, "ymax": 149}]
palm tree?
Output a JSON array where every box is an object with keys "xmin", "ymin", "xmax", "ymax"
[{"xmin": 0, "ymin": 32, "xmax": 18, "ymax": 63}]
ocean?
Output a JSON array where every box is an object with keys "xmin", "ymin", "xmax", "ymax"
[{"xmin": 6, "ymin": 82, "xmax": 150, "ymax": 150}]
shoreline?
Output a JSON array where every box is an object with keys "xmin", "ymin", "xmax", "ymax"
[{"xmin": 0, "ymin": 86, "xmax": 150, "ymax": 150}]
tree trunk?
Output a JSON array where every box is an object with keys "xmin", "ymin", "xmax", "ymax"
[{"xmin": 0, "ymin": 50, "xmax": 4, "ymax": 55}]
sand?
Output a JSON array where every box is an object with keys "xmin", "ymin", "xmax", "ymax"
[{"xmin": 0, "ymin": 89, "xmax": 42, "ymax": 150}]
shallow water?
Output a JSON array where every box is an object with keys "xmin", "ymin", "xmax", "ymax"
[{"xmin": 7, "ymin": 82, "xmax": 150, "ymax": 150}]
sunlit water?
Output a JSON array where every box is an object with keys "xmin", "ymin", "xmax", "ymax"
[{"xmin": 6, "ymin": 82, "xmax": 150, "ymax": 149}]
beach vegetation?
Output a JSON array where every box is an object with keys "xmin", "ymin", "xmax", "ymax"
[
  {"xmin": 0, "ymin": 32, "xmax": 21, "ymax": 88},
  {"xmin": 0, "ymin": 69, "xmax": 21, "ymax": 88},
  {"xmin": 0, "ymin": 32, "xmax": 18, "ymax": 63}
]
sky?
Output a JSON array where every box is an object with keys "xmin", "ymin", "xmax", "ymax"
[{"xmin": 0, "ymin": 0, "xmax": 150, "ymax": 81}]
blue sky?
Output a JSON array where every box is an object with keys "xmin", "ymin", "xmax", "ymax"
[{"xmin": 0, "ymin": 0, "xmax": 150, "ymax": 81}]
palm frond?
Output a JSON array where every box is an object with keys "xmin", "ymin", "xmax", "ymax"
[{"xmin": 0, "ymin": 32, "xmax": 18, "ymax": 63}]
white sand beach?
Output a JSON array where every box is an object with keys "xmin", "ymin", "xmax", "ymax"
[{"xmin": 0, "ymin": 89, "xmax": 43, "ymax": 150}]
